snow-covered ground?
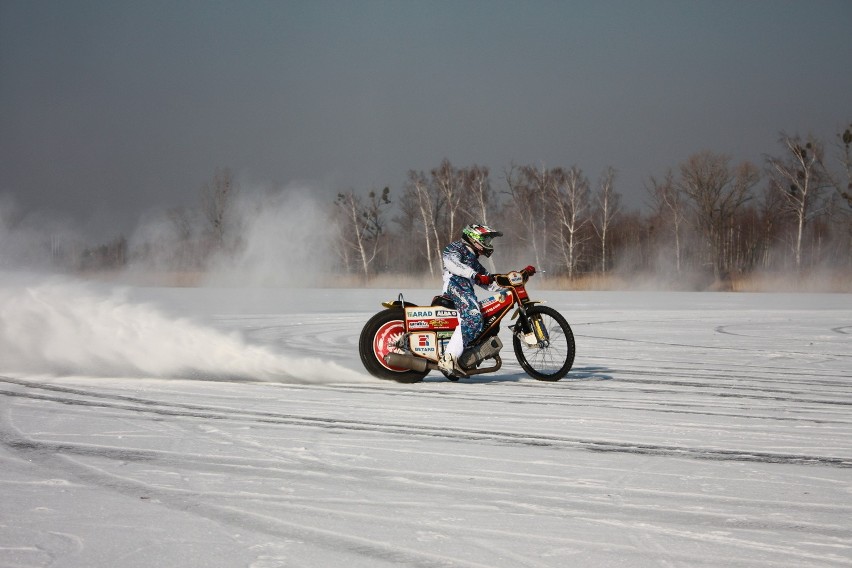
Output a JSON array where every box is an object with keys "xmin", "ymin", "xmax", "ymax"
[{"xmin": 1, "ymin": 279, "xmax": 851, "ymax": 567}]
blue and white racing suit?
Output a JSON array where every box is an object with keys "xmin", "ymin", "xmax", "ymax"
[{"xmin": 441, "ymin": 240, "xmax": 499, "ymax": 358}]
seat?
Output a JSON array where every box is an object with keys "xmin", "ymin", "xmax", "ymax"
[{"xmin": 430, "ymin": 294, "xmax": 455, "ymax": 309}]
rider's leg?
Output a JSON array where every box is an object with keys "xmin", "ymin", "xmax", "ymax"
[
  {"xmin": 458, "ymin": 301, "xmax": 484, "ymax": 347},
  {"xmin": 447, "ymin": 282, "xmax": 483, "ymax": 348},
  {"xmin": 441, "ymin": 285, "xmax": 483, "ymax": 373},
  {"xmin": 445, "ymin": 326, "xmax": 464, "ymax": 359}
]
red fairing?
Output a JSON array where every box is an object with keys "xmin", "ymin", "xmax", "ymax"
[{"xmin": 480, "ymin": 292, "xmax": 515, "ymax": 318}]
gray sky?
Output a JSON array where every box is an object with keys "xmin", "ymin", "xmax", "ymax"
[{"xmin": 1, "ymin": 0, "xmax": 850, "ymax": 240}]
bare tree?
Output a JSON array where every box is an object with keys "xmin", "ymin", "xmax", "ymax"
[
  {"xmin": 552, "ymin": 166, "xmax": 590, "ymax": 279},
  {"xmin": 461, "ymin": 164, "xmax": 493, "ymax": 224},
  {"xmin": 200, "ymin": 167, "xmax": 237, "ymax": 247},
  {"xmin": 505, "ymin": 164, "xmax": 553, "ymax": 273},
  {"xmin": 431, "ymin": 159, "xmax": 465, "ymax": 243},
  {"xmin": 678, "ymin": 152, "xmax": 760, "ymax": 281},
  {"xmin": 647, "ymin": 170, "xmax": 687, "ymax": 274},
  {"xmin": 753, "ymin": 182, "xmax": 786, "ymax": 269},
  {"xmin": 818, "ymin": 123, "xmax": 852, "ymax": 211},
  {"xmin": 403, "ymin": 170, "xmax": 442, "ymax": 276},
  {"xmin": 767, "ymin": 134, "xmax": 831, "ymax": 270},
  {"xmin": 815, "ymin": 124, "xmax": 852, "ymax": 268},
  {"xmin": 334, "ymin": 187, "xmax": 391, "ymax": 279},
  {"xmin": 592, "ymin": 167, "xmax": 620, "ymax": 273}
]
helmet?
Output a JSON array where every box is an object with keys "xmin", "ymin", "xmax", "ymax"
[{"xmin": 462, "ymin": 224, "xmax": 503, "ymax": 257}]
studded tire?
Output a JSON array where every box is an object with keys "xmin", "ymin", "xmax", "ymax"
[
  {"xmin": 512, "ymin": 305, "xmax": 575, "ymax": 381},
  {"xmin": 359, "ymin": 308, "xmax": 429, "ymax": 383}
]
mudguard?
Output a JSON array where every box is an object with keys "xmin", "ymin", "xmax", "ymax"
[{"xmin": 381, "ymin": 299, "xmax": 417, "ymax": 309}]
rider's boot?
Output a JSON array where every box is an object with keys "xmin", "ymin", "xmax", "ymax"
[{"xmin": 438, "ymin": 352, "xmax": 467, "ymax": 378}]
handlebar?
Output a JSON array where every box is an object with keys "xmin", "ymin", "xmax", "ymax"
[{"xmin": 493, "ymin": 269, "xmax": 533, "ymax": 288}]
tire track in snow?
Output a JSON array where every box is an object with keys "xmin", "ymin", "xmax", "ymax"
[
  {"xmin": 574, "ymin": 331, "xmax": 852, "ymax": 359},
  {"xmin": 2, "ymin": 377, "xmax": 850, "ymax": 468},
  {"xmin": 3, "ymin": 382, "xmax": 851, "ymax": 567},
  {"xmin": 7, "ymin": 387, "xmax": 799, "ymax": 568},
  {"xmin": 0, "ymin": 396, "xmax": 521, "ymax": 568},
  {"xmin": 5, "ymin": 374, "xmax": 851, "ymax": 429}
]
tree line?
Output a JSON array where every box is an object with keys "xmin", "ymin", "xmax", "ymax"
[
  {"xmin": 333, "ymin": 126, "xmax": 852, "ymax": 289},
  {"xmin": 61, "ymin": 125, "xmax": 851, "ymax": 290}
]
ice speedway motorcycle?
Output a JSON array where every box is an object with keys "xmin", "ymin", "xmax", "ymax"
[{"xmin": 359, "ymin": 269, "xmax": 575, "ymax": 382}]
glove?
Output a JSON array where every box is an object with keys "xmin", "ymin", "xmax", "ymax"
[
  {"xmin": 522, "ymin": 265, "xmax": 536, "ymax": 276},
  {"xmin": 475, "ymin": 273, "xmax": 493, "ymax": 286}
]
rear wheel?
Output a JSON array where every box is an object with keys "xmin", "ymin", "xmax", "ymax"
[
  {"xmin": 512, "ymin": 305, "xmax": 575, "ymax": 381},
  {"xmin": 359, "ymin": 308, "xmax": 429, "ymax": 383}
]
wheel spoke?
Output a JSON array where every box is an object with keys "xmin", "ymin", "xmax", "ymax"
[{"xmin": 512, "ymin": 306, "xmax": 575, "ymax": 381}]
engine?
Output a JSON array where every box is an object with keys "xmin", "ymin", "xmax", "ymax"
[{"xmin": 459, "ymin": 336, "xmax": 503, "ymax": 369}]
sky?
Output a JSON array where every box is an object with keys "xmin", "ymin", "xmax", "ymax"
[{"xmin": 1, "ymin": 0, "xmax": 850, "ymax": 241}]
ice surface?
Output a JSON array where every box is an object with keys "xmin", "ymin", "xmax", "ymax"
[{"xmin": 1, "ymin": 281, "xmax": 851, "ymax": 567}]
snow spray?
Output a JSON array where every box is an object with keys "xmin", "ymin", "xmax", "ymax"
[{"xmin": 0, "ymin": 278, "xmax": 366, "ymax": 383}]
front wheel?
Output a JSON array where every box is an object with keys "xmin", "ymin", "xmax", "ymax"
[
  {"xmin": 359, "ymin": 308, "xmax": 429, "ymax": 383},
  {"xmin": 513, "ymin": 305, "xmax": 575, "ymax": 381}
]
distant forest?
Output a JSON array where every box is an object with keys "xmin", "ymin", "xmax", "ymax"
[{"xmin": 65, "ymin": 124, "xmax": 852, "ymax": 290}]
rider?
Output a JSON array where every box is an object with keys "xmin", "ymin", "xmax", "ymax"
[{"xmin": 438, "ymin": 223, "xmax": 504, "ymax": 375}]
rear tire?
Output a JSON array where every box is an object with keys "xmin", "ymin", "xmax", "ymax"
[
  {"xmin": 359, "ymin": 308, "xmax": 429, "ymax": 383},
  {"xmin": 512, "ymin": 305, "xmax": 575, "ymax": 381}
]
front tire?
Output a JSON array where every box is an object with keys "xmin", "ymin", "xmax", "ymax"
[
  {"xmin": 513, "ymin": 305, "xmax": 575, "ymax": 381},
  {"xmin": 359, "ymin": 308, "xmax": 429, "ymax": 383}
]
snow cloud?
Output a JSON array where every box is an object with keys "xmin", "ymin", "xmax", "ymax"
[
  {"xmin": 203, "ymin": 185, "xmax": 335, "ymax": 287},
  {"xmin": 0, "ymin": 277, "xmax": 367, "ymax": 383}
]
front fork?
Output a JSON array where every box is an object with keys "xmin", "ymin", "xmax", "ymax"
[{"xmin": 514, "ymin": 304, "xmax": 550, "ymax": 348}]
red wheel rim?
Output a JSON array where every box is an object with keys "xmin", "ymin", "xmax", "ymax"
[{"xmin": 372, "ymin": 319, "xmax": 408, "ymax": 372}]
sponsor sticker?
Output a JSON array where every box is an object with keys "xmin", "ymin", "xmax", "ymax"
[
  {"xmin": 406, "ymin": 306, "xmax": 458, "ymax": 331},
  {"xmin": 406, "ymin": 308, "xmax": 436, "ymax": 319},
  {"xmin": 410, "ymin": 332, "xmax": 438, "ymax": 360}
]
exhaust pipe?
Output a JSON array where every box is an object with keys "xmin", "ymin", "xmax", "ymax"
[{"xmin": 384, "ymin": 352, "xmax": 429, "ymax": 372}]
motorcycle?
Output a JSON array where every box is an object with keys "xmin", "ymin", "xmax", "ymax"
[{"xmin": 358, "ymin": 269, "xmax": 575, "ymax": 382}]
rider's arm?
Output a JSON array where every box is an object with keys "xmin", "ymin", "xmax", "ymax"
[
  {"xmin": 443, "ymin": 245, "xmax": 478, "ymax": 279},
  {"xmin": 470, "ymin": 256, "xmax": 501, "ymax": 291}
]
